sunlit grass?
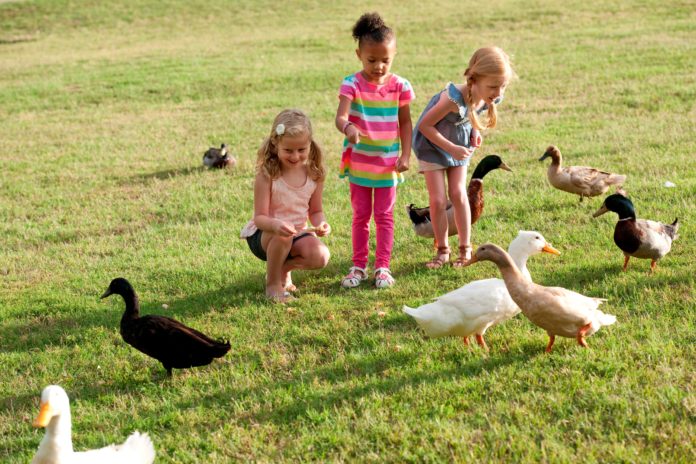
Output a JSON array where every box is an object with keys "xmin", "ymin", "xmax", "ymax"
[{"xmin": 1, "ymin": 0, "xmax": 694, "ymax": 462}]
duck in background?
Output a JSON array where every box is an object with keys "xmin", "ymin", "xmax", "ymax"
[
  {"xmin": 32, "ymin": 385, "xmax": 155, "ymax": 464},
  {"xmin": 203, "ymin": 143, "xmax": 236, "ymax": 169},
  {"xmin": 403, "ymin": 231, "xmax": 559, "ymax": 351},
  {"xmin": 407, "ymin": 154, "xmax": 512, "ymax": 239},
  {"xmin": 101, "ymin": 278, "xmax": 231, "ymax": 376},
  {"xmin": 539, "ymin": 145, "xmax": 625, "ymax": 201},
  {"xmin": 463, "ymin": 243, "xmax": 616, "ymax": 353},
  {"xmin": 592, "ymin": 191, "xmax": 679, "ymax": 273}
]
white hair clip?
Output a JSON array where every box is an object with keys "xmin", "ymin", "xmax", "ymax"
[{"xmin": 275, "ymin": 123, "xmax": 285, "ymax": 136}]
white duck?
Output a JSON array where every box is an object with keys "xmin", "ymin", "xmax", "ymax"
[
  {"xmin": 32, "ymin": 385, "xmax": 155, "ymax": 464},
  {"xmin": 403, "ymin": 231, "xmax": 560, "ymax": 350},
  {"xmin": 464, "ymin": 243, "xmax": 617, "ymax": 352}
]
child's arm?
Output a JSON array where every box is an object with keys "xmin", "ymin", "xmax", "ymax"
[
  {"xmin": 307, "ymin": 181, "xmax": 331, "ymax": 237},
  {"xmin": 396, "ymin": 104, "xmax": 413, "ymax": 172},
  {"xmin": 253, "ymin": 173, "xmax": 296, "ymax": 237},
  {"xmin": 336, "ymin": 96, "xmax": 361, "ymax": 145},
  {"xmin": 418, "ymin": 92, "xmax": 474, "ymax": 161}
]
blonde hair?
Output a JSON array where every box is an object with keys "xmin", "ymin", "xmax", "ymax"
[
  {"xmin": 463, "ymin": 47, "xmax": 515, "ymax": 131},
  {"xmin": 256, "ymin": 109, "xmax": 325, "ymax": 182}
]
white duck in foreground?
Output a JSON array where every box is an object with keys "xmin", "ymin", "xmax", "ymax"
[
  {"xmin": 403, "ymin": 231, "xmax": 560, "ymax": 350},
  {"xmin": 32, "ymin": 385, "xmax": 155, "ymax": 464},
  {"xmin": 464, "ymin": 244, "xmax": 616, "ymax": 352}
]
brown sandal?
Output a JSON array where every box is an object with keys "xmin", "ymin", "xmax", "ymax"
[
  {"xmin": 426, "ymin": 246, "xmax": 450, "ymax": 269},
  {"xmin": 452, "ymin": 244, "xmax": 473, "ymax": 268}
]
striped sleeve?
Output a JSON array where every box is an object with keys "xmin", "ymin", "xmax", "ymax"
[
  {"xmin": 339, "ymin": 75, "xmax": 357, "ymax": 101},
  {"xmin": 398, "ymin": 77, "xmax": 415, "ymax": 107}
]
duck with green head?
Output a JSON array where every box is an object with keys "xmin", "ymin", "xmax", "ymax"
[
  {"xmin": 592, "ymin": 191, "xmax": 679, "ymax": 273},
  {"xmin": 407, "ymin": 154, "xmax": 512, "ymax": 238}
]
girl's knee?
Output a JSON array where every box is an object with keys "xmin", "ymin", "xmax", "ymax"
[
  {"xmin": 430, "ymin": 197, "xmax": 449, "ymax": 212},
  {"xmin": 308, "ymin": 245, "xmax": 330, "ymax": 269}
]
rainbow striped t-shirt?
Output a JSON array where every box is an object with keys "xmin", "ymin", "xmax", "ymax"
[{"xmin": 338, "ymin": 72, "xmax": 415, "ymax": 188}]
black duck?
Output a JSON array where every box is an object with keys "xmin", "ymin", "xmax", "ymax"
[{"xmin": 101, "ymin": 278, "xmax": 231, "ymax": 375}]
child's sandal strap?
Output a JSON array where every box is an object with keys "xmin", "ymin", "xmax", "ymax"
[
  {"xmin": 452, "ymin": 244, "xmax": 473, "ymax": 268},
  {"xmin": 426, "ymin": 246, "xmax": 450, "ymax": 269}
]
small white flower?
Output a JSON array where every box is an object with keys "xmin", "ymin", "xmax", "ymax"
[{"xmin": 275, "ymin": 123, "xmax": 285, "ymax": 136}]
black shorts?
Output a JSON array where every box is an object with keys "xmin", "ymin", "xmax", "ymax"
[{"xmin": 246, "ymin": 229, "xmax": 313, "ymax": 261}]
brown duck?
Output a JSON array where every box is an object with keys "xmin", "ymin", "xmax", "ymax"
[
  {"xmin": 464, "ymin": 244, "xmax": 617, "ymax": 352},
  {"xmin": 539, "ymin": 145, "xmax": 626, "ymax": 201}
]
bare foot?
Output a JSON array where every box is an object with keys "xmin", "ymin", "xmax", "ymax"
[{"xmin": 283, "ymin": 272, "xmax": 297, "ymax": 292}]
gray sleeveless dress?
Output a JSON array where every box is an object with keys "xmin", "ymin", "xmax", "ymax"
[{"xmin": 413, "ymin": 83, "xmax": 497, "ymax": 169}]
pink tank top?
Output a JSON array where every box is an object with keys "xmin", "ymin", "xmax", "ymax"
[{"xmin": 240, "ymin": 175, "xmax": 317, "ymax": 238}]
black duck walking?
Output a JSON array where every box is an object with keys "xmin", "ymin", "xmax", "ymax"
[{"xmin": 101, "ymin": 277, "xmax": 231, "ymax": 376}]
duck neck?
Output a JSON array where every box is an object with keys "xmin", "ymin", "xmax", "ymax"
[
  {"xmin": 507, "ymin": 242, "xmax": 533, "ymax": 281},
  {"xmin": 471, "ymin": 160, "xmax": 494, "ymax": 180},
  {"xmin": 493, "ymin": 253, "xmax": 529, "ymax": 294},
  {"xmin": 39, "ymin": 412, "xmax": 74, "ymax": 458},
  {"xmin": 119, "ymin": 288, "xmax": 140, "ymax": 321},
  {"xmin": 614, "ymin": 203, "xmax": 636, "ymax": 220}
]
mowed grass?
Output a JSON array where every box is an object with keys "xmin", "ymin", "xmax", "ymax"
[{"xmin": 1, "ymin": 0, "xmax": 694, "ymax": 461}]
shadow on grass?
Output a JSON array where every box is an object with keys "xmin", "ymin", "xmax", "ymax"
[
  {"xmin": 128, "ymin": 165, "xmax": 206, "ymax": 184},
  {"xmin": 169, "ymin": 343, "xmax": 538, "ymax": 427}
]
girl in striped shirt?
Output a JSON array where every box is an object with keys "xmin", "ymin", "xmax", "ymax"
[{"xmin": 335, "ymin": 12, "xmax": 414, "ymax": 289}]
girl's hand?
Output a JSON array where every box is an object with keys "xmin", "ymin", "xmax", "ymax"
[
  {"xmin": 345, "ymin": 124, "xmax": 361, "ymax": 145},
  {"xmin": 396, "ymin": 154, "xmax": 410, "ymax": 172},
  {"xmin": 451, "ymin": 145, "xmax": 474, "ymax": 161},
  {"xmin": 471, "ymin": 128, "xmax": 483, "ymax": 148},
  {"xmin": 315, "ymin": 222, "xmax": 331, "ymax": 237},
  {"xmin": 274, "ymin": 220, "xmax": 297, "ymax": 237}
]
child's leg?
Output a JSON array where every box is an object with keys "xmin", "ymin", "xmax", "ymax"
[
  {"xmin": 447, "ymin": 165, "xmax": 472, "ymax": 265},
  {"xmin": 350, "ymin": 183, "xmax": 373, "ymax": 269},
  {"xmin": 373, "ymin": 186, "xmax": 396, "ymax": 270},
  {"xmin": 261, "ymin": 232, "xmax": 294, "ymax": 299},
  {"xmin": 423, "ymin": 170, "xmax": 451, "ymax": 268},
  {"xmin": 284, "ymin": 235, "xmax": 330, "ymax": 276}
]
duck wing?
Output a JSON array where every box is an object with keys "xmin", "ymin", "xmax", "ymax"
[
  {"xmin": 71, "ymin": 431, "xmax": 155, "ymax": 464},
  {"xmin": 522, "ymin": 285, "xmax": 601, "ymax": 337},
  {"xmin": 631, "ymin": 218, "xmax": 678, "ymax": 258},
  {"xmin": 121, "ymin": 315, "xmax": 230, "ymax": 369}
]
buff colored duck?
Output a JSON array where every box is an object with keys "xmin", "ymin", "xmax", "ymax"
[
  {"xmin": 539, "ymin": 145, "xmax": 626, "ymax": 201},
  {"xmin": 464, "ymin": 243, "xmax": 616, "ymax": 352},
  {"xmin": 403, "ymin": 231, "xmax": 560, "ymax": 350},
  {"xmin": 592, "ymin": 192, "xmax": 679, "ymax": 273},
  {"xmin": 32, "ymin": 385, "xmax": 155, "ymax": 464},
  {"xmin": 407, "ymin": 155, "xmax": 512, "ymax": 238}
]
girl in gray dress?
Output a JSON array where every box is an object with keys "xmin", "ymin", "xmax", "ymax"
[{"xmin": 413, "ymin": 47, "xmax": 515, "ymax": 268}]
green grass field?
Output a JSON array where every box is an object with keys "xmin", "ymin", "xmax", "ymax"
[{"xmin": 1, "ymin": 0, "xmax": 694, "ymax": 461}]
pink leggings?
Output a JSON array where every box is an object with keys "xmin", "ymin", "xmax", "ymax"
[{"xmin": 350, "ymin": 183, "xmax": 396, "ymax": 270}]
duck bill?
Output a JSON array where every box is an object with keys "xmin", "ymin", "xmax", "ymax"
[
  {"xmin": 100, "ymin": 289, "xmax": 112, "ymax": 299},
  {"xmin": 33, "ymin": 402, "xmax": 52, "ymax": 428},
  {"xmin": 542, "ymin": 244, "xmax": 561, "ymax": 255},
  {"xmin": 499, "ymin": 162, "xmax": 512, "ymax": 172},
  {"xmin": 461, "ymin": 255, "xmax": 479, "ymax": 267},
  {"xmin": 538, "ymin": 153, "xmax": 550, "ymax": 162},
  {"xmin": 592, "ymin": 204, "xmax": 609, "ymax": 218}
]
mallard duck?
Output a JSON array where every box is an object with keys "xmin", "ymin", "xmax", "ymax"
[
  {"xmin": 203, "ymin": 143, "xmax": 236, "ymax": 169},
  {"xmin": 407, "ymin": 154, "xmax": 512, "ymax": 238},
  {"xmin": 592, "ymin": 192, "xmax": 679, "ymax": 273},
  {"xmin": 32, "ymin": 385, "xmax": 155, "ymax": 464},
  {"xmin": 539, "ymin": 145, "xmax": 626, "ymax": 201},
  {"xmin": 464, "ymin": 243, "xmax": 616, "ymax": 352},
  {"xmin": 101, "ymin": 278, "xmax": 231, "ymax": 376},
  {"xmin": 403, "ymin": 231, "xmax": 560, "ymax": 350}
]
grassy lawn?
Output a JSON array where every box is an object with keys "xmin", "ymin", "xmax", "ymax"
[{"xmin": 1, "ymin": 0, "xmax": 694, "ymax": 461}]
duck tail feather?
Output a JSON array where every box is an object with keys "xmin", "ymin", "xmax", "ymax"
[
  {"xmin": 597, "ymin": 312, "xmax": 617, "ymax": 327},
  {"xmin": 121, "ymin": 431, "xmax": 156, "ymax": 462}
]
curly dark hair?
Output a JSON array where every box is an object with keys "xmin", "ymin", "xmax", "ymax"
[{"xmin": 352, "ymin": 12, "xmax": 393, "ymax": 45}]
